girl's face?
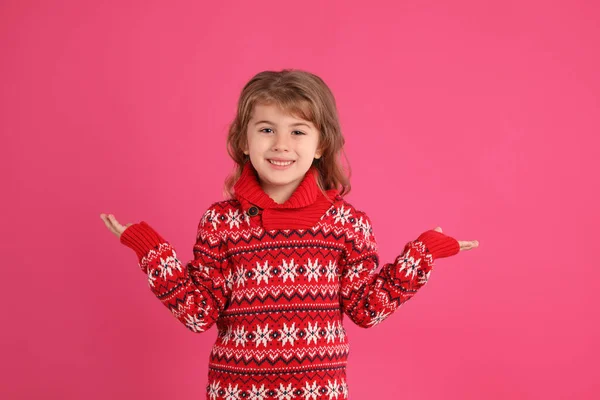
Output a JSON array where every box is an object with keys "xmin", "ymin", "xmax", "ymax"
[{"xmin": 244, "ymin": 103, "xmax": 322, "ymax": 204}]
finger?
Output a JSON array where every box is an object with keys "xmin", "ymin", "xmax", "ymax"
[
  {"xmin": 458, "ymin": 240, "xmax": 479, "ymax": 251},
  {"xmin": 108, "ymin": 214, "xmax": 123, "ymax": 230},
  {"xmin": 434, "ymin": 226, "xmax": 442, "ymax": 233},
  {"xmin": 102, "ymin": 214, "xmax": 121, "ymax": 237},
  {"xmin": 101, "ymin": 214, "xmax": 115, "ymax": 230},
  {"xmin": 110, "ymin": 215, "xmax": 127, "ymax": 235}
]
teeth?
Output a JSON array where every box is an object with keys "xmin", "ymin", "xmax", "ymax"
[{"xmin": 269, "ymin": 160, "xmax": 294, "ymax": 166}]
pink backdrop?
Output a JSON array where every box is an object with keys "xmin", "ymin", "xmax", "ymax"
[{"xmin": 2, "ymin": 0, "xmax": 598, "ymax": 399}]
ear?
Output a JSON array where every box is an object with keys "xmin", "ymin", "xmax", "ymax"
[{"xmin": 314, "ymin": 147, "xmax": 323, "ymax": 159}]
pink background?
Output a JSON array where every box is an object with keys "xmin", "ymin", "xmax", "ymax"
[{"xmin": 1, "ymin": 0, "xmax": 598, "ymax": 399}]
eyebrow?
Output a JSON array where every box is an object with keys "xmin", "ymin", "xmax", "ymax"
[{"xmin": 254, "ymin": 120, "xmax": 312, "ymax": 128}]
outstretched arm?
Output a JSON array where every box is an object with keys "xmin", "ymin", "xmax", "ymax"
[
  {"xmin": 339, "ymin": 211, "xmax": 461, "ymax": 328},
  {"xmin": 119, "ymin": 212, "xmax": 232, "ymax": 333}
]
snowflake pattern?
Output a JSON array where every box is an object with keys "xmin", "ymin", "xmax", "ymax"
[
  {"xmin": 235, "ymin": 264, "xmax": 248, "ymax": 288},
  {"xmin": 249, "ymin": 384, "xmax": 268, "ymax": 400},
  {"xmin": 302, "ymin": 380, "xmax": 320, "ymax": 400},
  {"xmin": 352, "ymin": 216, "xmax": 371, "ymax": 238},
  {"xmin": 280, "ymin": 259, "xmax": 299, "ymax": 283},
  {"xmin": 184, "ymin": 313, "xmax": 207, "ymax": 332},
  {"xmin": 344, "ymin": 262, "xmax": 364, "ymax": 282},
  {"xmin": 397, "ymin": 248, "xmax": 421, "ymax": 279},
  {"xmin": 304, "ymin": 321, "xmax": 320, "ymax": 345},
  {"xmin": 325, "ymin": 379, "xmax": 342, "ymax": 399},
  {"xmin": 224, "ymin": 383, "xmax": 242, "ymax": 400},
  {"xmin": 278, "ymin": 322, "xmax": 299, "ymax": 346},
  {"xmin": 226, "ymin": 209, "xmax": 244, "ymax": 229},
  {"xmin": 339, "ymin": 380, "xmax": 349, "ymax": 399},
  {"xmin": 253, "ymin": 260, "xmax": 273, "ymax": 285},
  {"xmin": 304, "ymin": 258, "xmax": 321, "ymax": 282},
  {"xmin": 233, "ymin": 325, "xmax": 248, "ymax": 347},
  {"xmin": 157, "ymin": 254, "xmax": 182, "ymax": 280},
  {"xmin": 202, "ymin": 208, "xmax": 221, "ymax": 230},
  {"xmin": 252, "ymin": 323, "xmax": 273, "ymax": 347},
  {"xmin": 325, "ymin": 321, "xmax": 337, "ymax": 344},
  {"xmin": 367, "ymin": 310, "xmax": 391, "ymax": 327},
  {"xmin": 275, "ymin": 382, "xmax": 296, "ymax": 400},
  {"xmin": 325, "ymin": 260, "xmax": 337, "ymax": 282},
  {"xmin": 333, "ymin": 205, "xmax": 352, "ymax": 225},
  {"xmin": 206, "ymin": 380, "xmax": 348, "ymax": 400},
  {"xmin": 208, "ymin": 380, "xmax": 221, "ymax": 400}
]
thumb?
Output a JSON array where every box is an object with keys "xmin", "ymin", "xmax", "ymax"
[{"xmin": 434, "ymin": 226, "xmax": 442, "ymax": 233}]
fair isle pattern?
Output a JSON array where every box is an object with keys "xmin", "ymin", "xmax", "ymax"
[{"xmin": 124, "ymin": 198, "xmax": 445, "ymax": 400}]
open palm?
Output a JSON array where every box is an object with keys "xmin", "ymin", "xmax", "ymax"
[{"xmin": 100, "ymin": 213, "xmax": 132, "ymax": 239}]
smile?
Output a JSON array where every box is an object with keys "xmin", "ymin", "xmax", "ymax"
[{"xmin": 268, "ymin": 160, "xmax": 295, "ymax": 166}]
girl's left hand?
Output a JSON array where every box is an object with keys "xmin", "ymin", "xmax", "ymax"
[{"xmin": 434, "ymin": 226, "xmax": 479, "ymax": 251}]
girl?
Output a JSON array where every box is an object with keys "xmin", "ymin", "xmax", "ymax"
[{"xmin": 101, "ymin": 69, "xmax": 478, "ymax": 400}]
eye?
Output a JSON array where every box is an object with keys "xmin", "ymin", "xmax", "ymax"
[
  {"xmin": 259, "ymin": 128, "xmax": 273, "ymax": 133},
  {"xmin": 292, "ymin": 131, "xmax": 306, "ymax": 135}
]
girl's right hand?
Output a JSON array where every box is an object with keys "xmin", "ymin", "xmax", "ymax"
[{"xmin": 100, "ymin": 213, "xmax": 133, "ymax": 239}]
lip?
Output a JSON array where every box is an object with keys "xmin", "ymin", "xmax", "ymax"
[{"xmin": 267, "ymin": 158, "xmax": 296, "ymax": 162}]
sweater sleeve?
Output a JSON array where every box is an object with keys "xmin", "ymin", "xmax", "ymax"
[
  {"xmin": 339, "ymin": 210, "xmax": 459, "ymax": 328},
  {"xmin": 119, "ymin": 212, "xmax": 232, "ymax": 333}
]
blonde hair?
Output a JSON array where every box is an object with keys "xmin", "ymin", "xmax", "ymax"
[{"xmin": 224, "ymin": 69, "xmax": 351, "ymax": 200}]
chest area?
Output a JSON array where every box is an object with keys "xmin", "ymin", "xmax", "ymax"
[{"xmin": 227, "ymin": 229, "xmax": 346, "ymax": 282}]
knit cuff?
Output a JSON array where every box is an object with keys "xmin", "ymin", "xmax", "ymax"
[
  {"xmin": 416, "ymin": 230, "xmax": 460, "ymax": 260},
  {"xmin": 120, "ymin": 221, "xmax": 167, "ymax": 263}
]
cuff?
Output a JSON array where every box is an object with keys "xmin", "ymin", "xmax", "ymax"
[
  {"xmin": 120, "ymin": 221, "xmax": 166, "ymax": 263},
  {"xmin": 416, "ymin": 230, "xmax": 460, "ymax": 260}
]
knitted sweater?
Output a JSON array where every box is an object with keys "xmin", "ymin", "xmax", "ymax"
[{"xmin": 120, "ymin": 161, "xmax": 460, "ymax": 400}]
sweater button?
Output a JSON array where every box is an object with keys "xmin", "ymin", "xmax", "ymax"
[{"xmin": 248, "ymin": 206, "xmax": 259, "ymax": 216}]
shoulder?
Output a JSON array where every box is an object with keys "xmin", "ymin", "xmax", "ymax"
[
  {"xmin": 325, "ymin": 197, "xmax": 374, "ymax": 225},
  {"xmin": 201, "ymin": 199, "xmax": 241, "ymax": 217},
  {"xmin": 323, "ymin": 198, "xmax": 377, "ymax": 253},
  {"xmin": 322, "ymin": 197, "xmax": 375, "ymax": 239},
  {"xmin": 198, "ymin": 198, "xmax": 243, "ymax": 233}
]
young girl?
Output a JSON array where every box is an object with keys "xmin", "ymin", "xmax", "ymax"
[{"xmin": 101, "ymin": 69, "xmax": 478, "ymax": 400}]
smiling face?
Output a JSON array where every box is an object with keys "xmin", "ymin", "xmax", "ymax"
[{"xmin": 243, "ymin": 103, "xmax": 322, "ymax": 204}]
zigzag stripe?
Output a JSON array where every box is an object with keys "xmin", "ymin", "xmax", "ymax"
[
  {"xmin": 200, "ymin": 222, "xmax": 366, "ymax": 249},
  {"xmin": 211, "ymin": 351, "xmax": 348, "ymax": 368},
  {"xmin": 218, "ymin": 312, "xmax": 343, "ymax": 328},
  {"xmin": 220, "ymin": 225, "xmax": 348, "ymax": 245},
  {"xmin": 228, "ymin": 288, "xmax": 338, "ymax": 306},
  {"xmin": 212, "ymin": 343, "xmax": 350, "ymax": 357},
  {"xmin": 230, "ymin": 283, "xmax": 340, "ymax": 301}
]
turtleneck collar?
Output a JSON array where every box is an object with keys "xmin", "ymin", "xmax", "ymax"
[{"xmin": 233, "ymin": 161, "xmax": 340, "ymax": 230}]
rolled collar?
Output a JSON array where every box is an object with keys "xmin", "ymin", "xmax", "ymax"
[{"xmin": 233, "ymin": 161, "xmax": 339, "ymax": 230}]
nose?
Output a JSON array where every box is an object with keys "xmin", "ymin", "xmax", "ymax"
[{"xmin": 272, "ymin": 132, "xmax": 291, "ymax": 152}]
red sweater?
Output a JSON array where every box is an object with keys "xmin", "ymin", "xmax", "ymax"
[{"xmin": 120, "ymin": 161, "xmax": 460, "ymax": 400}]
